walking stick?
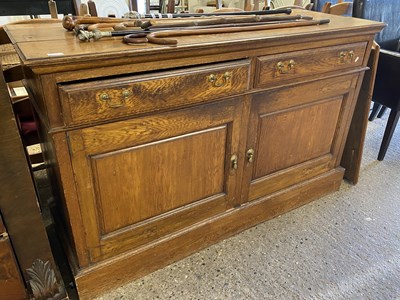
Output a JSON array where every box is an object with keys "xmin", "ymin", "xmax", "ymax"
[
  {"xmin": 63, "ymin": 8, "xmax": 292, "ymax": 30},
  {"xmin": 145, "ymin": 18, "xmax": 330, "ymax": 45}
]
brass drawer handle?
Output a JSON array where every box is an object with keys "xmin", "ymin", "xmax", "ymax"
[
  {"xmin": 276, "ymin": 59, "xmax": 295, "ymax": 74},
  {"xmin": 207, "ymin": 71, "xmax": 232, "ymax": 87},
  {"xmin": 99, "ymin": 92, "xmax": 126, "ymax": 108},
  {"xmin": 339, "ymin": 50, "xmax": 355, "ymax": 63}
]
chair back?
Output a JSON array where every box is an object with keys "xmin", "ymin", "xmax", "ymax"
[
  {"xmin": 270, "ymin": 0, "xmax": 311, "ymax": 9},
  {"xmin": 316, "ymin": 0, "xmax": 352, "ymax": 14},
  {"xmin": 322, "ymin": 1, "xmax": 352, "ymax": 15}
]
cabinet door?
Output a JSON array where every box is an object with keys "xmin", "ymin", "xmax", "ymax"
[
  {"xmin": 242, "ymin": 74, "xmax": 359, "ymax": 202},
  {"xmin": 68, "ymin": 98, "xmax": 244, "ymax": 264}
]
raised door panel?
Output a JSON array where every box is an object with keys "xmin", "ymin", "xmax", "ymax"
[
  {"xmin": 93, "ymin": 127, "xmax": 227, "ymax": 234},
  {"xmin": 243, "ymin": 74, "xmax": 359, "ymax": 202},
  {"xmin": 68, "ymin": 98, "xmax": 243, "ymax": 264},
  {"xmin": 253, "ymin": 98, "xmax": 342, "ymax": 178}
]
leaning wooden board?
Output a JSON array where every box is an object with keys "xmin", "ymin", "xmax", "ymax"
[
  {"xmin": 0, "ymin": 59, "xmax": 66, "ymax": 299},
  {"xmin": 4, "ymin": 10, "xmax": 383, "ymax": 299}
]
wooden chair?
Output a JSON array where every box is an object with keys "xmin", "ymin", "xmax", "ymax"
[
  {"xmin": 0, "ymin": 0, "xmax": 76, "ymax": 17},
  {"xmin": 368, "ymin": 39, "xmax": 400, "ymax": 160},
  {"xmin": 145, "ymin": 0, "xmax": 176, "ymax": 13},
  {"xmin": 322, "ymin": 1, "xmax": 352, "ymax": 15},
  {"xmin": 270, "ymin": 0, "xmax": 313, "ymax": 10}
]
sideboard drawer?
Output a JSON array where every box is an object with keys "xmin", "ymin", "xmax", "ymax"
[
  {"xmin": 59, "ymin": 60, "xmax": 250, "ymax": 126},
  {"xmin": 254, "ymin": 42, "xmax": 367, "ymax": 88}
]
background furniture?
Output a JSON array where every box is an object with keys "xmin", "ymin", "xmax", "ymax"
[
  {"xmin": 2, "ymin": 64, "xmax": 45, "ymax": 170},
  {"xmin": 368, "ymin": 42, "xmax": 400, "ymax": 160},
  {"xmin": 0, "ymin": 61, "xmax": 66, "ymax": 300},
  {"xmin": 353, "ymin": 0, "xmax": 400, "ymax": 160},
  {"xmin": 0, "ymin": 0, "xmax": 76, "ymax": 17},
  {"xmin": 315, "ymin": 0, "xmax": 352, "ymax": 14},
  {"xmin": 0, "ymin": 5, "xmax": 67, "ymax": 297},
  {"xmin": 321, "ymin": 1, "xmax": 352, "ymax": 15},
  {"xmin": 4, "ymin": 10, "xmax": 382, "ymax": 299},
  {"xmin": 270, "ymin": 0, "xmax": 312, "ymax": 9},
  {"xmin": 188, "ymin": 0, "xmax": 242, "ymax": 13}
]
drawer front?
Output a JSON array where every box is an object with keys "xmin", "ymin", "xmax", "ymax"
[
  {"xmin": 59, "ymin": 60, "xmax": 250, "ymax": 126},
  {"xmin": 255, "ymin": 42, "xmax": 367, "ymax": 88}
]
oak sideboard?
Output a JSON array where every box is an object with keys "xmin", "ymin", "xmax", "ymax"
[{"xmin": 4, "ymin": 10, "xmax": 383, "ymax": 299}]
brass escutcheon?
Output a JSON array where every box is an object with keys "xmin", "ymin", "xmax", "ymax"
[
  {"xmin": 246, "ymin": 148, "xmax": 255, "ymax": 163},
  {"xmin": 231, "ymin": 154, "xmax": 238, "ymax": 170}
]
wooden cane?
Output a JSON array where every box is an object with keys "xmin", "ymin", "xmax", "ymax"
[
  {"xmin": 77, "ymin": 16, "xmax": 317, "ymax": 41},
  {"xmin": 63, "ymin": 9, "xmax": 292, "ymax": 30},
  {"xmin": 145, "ymin": 14, "xmax": 312, "ymax": 29},
  {"xmin": 63, "ymin": 15, "xmax": 129, "ymax": 30},
  {"xmin": 146, "ymin": 18, "xmax": 330, "ymax": 45}
]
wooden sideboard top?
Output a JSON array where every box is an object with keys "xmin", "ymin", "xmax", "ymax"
[{"xmin": 4, "ymin": 10, "xmax": 383, "ymax": 71}]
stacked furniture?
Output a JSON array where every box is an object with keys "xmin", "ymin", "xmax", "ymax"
[{"xmin": 0, "ymin": 60, "xmax": 66, "ymax": 300}]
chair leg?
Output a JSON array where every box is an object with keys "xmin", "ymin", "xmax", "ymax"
[
  {"xmin": 378, "ymin": 109, "xmax": 400, "ymax": 161},
  {"xmin": 369, "ymin": 102, "xmax": 382, "ymax": 121},
  {"xmin": 377, "ymin": 105, "xmax": 387, "ymax": 118}
]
